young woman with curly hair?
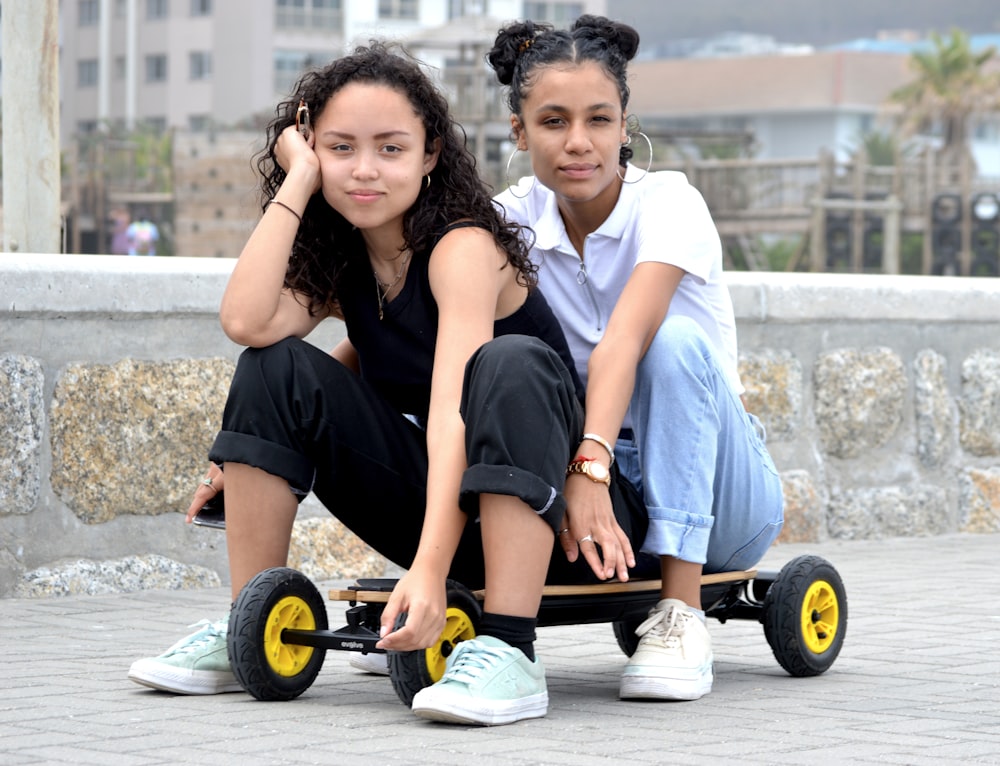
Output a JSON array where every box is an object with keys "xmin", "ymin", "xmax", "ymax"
[{"xmin": 128, "ymin": 42, "xmax": 592, "ymax": 726}]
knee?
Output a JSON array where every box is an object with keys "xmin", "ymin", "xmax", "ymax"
[
  {"xmin": 640, "ymin": 316, "xmax": 713, "ymax": 382},
  {"xmin": 232, "ymin": 337, "xmax": 344, "ymax": 398},
  {"xmin": 468, "ymin": 335, "xmax": 563, "ymax": 380},
  {"xmin": 463, "ymin": 335, "xmax": 578, "ymax": 413}
]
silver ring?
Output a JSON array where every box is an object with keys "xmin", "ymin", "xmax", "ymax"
[
  {"xmin": 558, "ymin": 528, "xmax": 570, "ymax": 535},
  {"xmin": 578, "ymin": 534, "xmax": 593, "ymax": 543},
  {"xmin": 202, "ymin": 477, "xmax": 214, "ymax": 488}
]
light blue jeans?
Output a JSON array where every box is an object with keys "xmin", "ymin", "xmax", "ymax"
[{"xmin": 614, "ymin": 316, "xmax": 784, "ymax": 573}]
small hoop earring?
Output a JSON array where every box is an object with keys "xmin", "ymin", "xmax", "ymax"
[
  {"xmin": 424, "ymin": 174, "xmax": 431, "ymax": 190},
  {"xmin": 505, "ymin": 147, "xmax": 535, "ymax": 199},
  {"xmin": 617, "ymin": 130, "xmax": 653, "ymax": 184}
]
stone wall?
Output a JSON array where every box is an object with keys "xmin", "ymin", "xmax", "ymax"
[{"xmin": 3, "ymin": 255, "xmax": 999, "ymax": 598}]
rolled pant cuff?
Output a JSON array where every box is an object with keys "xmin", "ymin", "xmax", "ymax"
[
  {"xmin": 209, "ymin": 430, "xmax": 315, "ymax": 494},
  {"xmin": 639, "ymin": 514, "xmax": 714, "ymax": 565},
  {"xmin": 459, "ymin": 464, "xmax": 565, "ymax": 533}
]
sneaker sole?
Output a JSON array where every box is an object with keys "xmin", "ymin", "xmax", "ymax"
[
  {"xmin": 411, "ymin": 691, "xmax": 548, "ymax": 726},
  {"xmin": 619, "ymin": 669, "xmax": 713, "ymax": 701},
  {"xmin": 128, "ymin": 660, "xmax": 244, "ymax": 695},
  {"xmin": 348, "ymin": 652, "xmax": 390, "ymax": 676}
]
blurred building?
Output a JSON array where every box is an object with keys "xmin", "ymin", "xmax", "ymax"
[
  {"xmin": 58, "ymin": 0, "xmax": 606, "ymax": 143},
  {"xmin": 55, "ymin": 0, "xmax": 606, "ymax": 256}
]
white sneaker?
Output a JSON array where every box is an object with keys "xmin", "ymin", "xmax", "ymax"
[
  {"xmin": 619, "ymin": 598, "xmax": 713, "ymax": 701},
  {"xmin": 128, "ymin": 618, "xmax": 243, "ymax": 695},
  {"xmin": 348, "ymin": 652, "xmax": 390, "ymax": 675}
]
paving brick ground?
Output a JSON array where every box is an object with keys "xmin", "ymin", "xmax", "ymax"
[{"xmin": 3, "ymin": 533, "xmax": 999, "ymax": 765}]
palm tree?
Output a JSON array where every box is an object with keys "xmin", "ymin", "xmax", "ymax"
[{"xmin": 890, "ymin": 29, "xmax": 1000, "ymax": 167}]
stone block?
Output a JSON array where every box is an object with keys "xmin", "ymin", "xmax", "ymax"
[
  {"xmin": 0, "ymin": 354, "xmax": 44, "ymax": 516},
  {"xmin": 49, "ymin": 358, "xmax": 234, "ymax": 524},
  {"xmin": 14, "ymin": 553, "xmax": 220, "ymax": 598},
  {"xmin": 776, "ymin": 470, "xmax": 823, "ymax": 543},
  {"xmin": 814, "ymin": 348, "xmax": 906, "ymax": 459},
  {"xmin": 288, "ymin": 517, "xmax": 391, "ymax": 582},
  {"xmin": 959, "ymin": 468, "xmax": 1000, "ymax": 533},
  {"xmin": 914, "ymin": 349, "xmax": 955, "ymax": 468},
  {"xmin": 739, "ymin": 349, "xmax": 802, "ymax": 441},
  {"xmin": 827, "ymin": 485, "xmax": 950, "ymax": 539},
  {"xmin": 959, "ymin": 349, "xmax": 1000, "ymax": 457}
]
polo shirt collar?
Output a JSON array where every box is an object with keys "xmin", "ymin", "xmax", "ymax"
[{"xmin": 529, "ymin": 168, "xmax": 642, "ymax": 251}]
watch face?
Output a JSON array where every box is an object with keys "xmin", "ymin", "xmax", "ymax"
[{"xmin": 588, "ymin": 462, "xmax": 609, "ymax": 482}]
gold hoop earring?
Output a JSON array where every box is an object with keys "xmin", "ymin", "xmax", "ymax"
[
  {"xmin": 505, "ymin": 147, "xmax": 535, "ymax": 199},
  {"xmin": 617, "ymin": 131, "xmax": 653, "ymax": 184},
  {"xmin": 424, "ymin": 174, "xmax": 431, "ymax": 190}
]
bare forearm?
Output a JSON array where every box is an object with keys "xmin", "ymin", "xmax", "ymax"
[{"xmin": 220, "ymin": 166, "xmax": 318, "ymax": 345}]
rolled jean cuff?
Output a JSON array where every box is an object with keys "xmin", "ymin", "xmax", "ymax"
[
  {"xmin": 639, "ymin": 510, "xmax": 715, "ymax": 565},
  {"xmin": 459, "ymin": 464, "xmax": 565, "ymax": 533},
  {"xmin": 209, "ymin": 430, "xmax": 315, "ymax": 495}
]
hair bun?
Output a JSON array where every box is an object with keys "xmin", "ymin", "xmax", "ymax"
[
  {"xmin": 488, "ymin": 20, "xmax": 547, "ymax": 85},
  {"xmin": 572, "ymin": 14, "xmax": 640, "ymax": 61}
]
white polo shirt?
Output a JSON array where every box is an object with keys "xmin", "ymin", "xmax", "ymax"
[{"xmin": 494, "ymin": 165, "xmax": 743, "ymax": 400}]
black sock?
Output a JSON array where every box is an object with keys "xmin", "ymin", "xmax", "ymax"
[{"xmin": 480, "ymin": 612, "xmax": 538, "ymax": 661}]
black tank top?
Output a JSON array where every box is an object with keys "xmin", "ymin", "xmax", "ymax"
[{"xmin": 339, "ymin": 224, "xmax": 583, "ymax": 420}]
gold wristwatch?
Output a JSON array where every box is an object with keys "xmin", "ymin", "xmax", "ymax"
[{"xmin": 566, "ymin": 457, "xmax": 611, "ymax": 487}]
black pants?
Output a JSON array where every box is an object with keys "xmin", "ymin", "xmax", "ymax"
[{"xmin": 209, "ymin": 335, "xmax": 653, "ymax": 588}]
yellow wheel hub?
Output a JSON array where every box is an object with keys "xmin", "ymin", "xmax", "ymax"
[
  {"xmin": 800, "ymin": 579, "xmax": 839, "ymax": 654},
  {"xmin": 263, "ymin": 595, "xmax": 316, "ymax": 677},
  {"xmin": 424, "ymin": 606, "xmax": 477, "ymax": 682}
]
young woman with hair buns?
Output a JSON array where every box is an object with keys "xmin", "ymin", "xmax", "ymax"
[{"xmin": 487, "ymin": 14, "xmax": 784, "ymax": 703}]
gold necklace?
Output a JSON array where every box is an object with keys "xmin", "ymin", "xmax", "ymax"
[{"xmin": 373, "ymin": 252, "xmax": 411, "ymax": 320}]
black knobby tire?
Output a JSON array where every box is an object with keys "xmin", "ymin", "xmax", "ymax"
[
  {"xmin": 388, "ymin": 579, "xmax": 481, "ymax": 706},
  {"xmin": 228, "ymin": 567, "xmax": 328, "ymax": 701},
  {"xmin": 762, "ymin": 555, "xmax": 846, "ymax": 677},
  {"xmin": 613, "ymin": 618, "xmax": 642, "ymax": 657}
]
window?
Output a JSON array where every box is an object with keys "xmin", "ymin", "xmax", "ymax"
[
  {"xmin": 77, "ymin": 59, "xmax": 99, "ymax": 88},
  {"xmin": 114, "ymin": 0, "xmax": 128, "ymax": 18},
  {"xmin": 145, "ymin": 54, "xmax": 168, "ymax": 83},
  {"xmin": 76, "ymin": 120, "xmax": 99, "ymax": 135},
  {"xmin": 523, "ymin": 1, "xmax": 583, "ymax": 26},
  {"xmin": 189, "ymin": 51, "xmax": 212, "ymax": 80},
  {"xmin": 146, "ymin": 0, "xmax": 169, "ymax": 20},
  {"xmin": 274, "ymin": 50, "xmax": 311, "ymax": 96},
  {"xmin": 189, "ymin": 114, "xmax": 211, "ymax": 131},
  {"xmin": 190, "ymin": 0, "xmax": 212, "ymax": 15},
  {"xmin": 448, "ymin": 0, "xmax": 484, "ymax": 18},
  {"xmin": 378, "ymin": 0, "xmax": 417, "ymax": 21},
  {"xmin": 79, "ymin": 0, "xmax": 101, "ymax": 25},
  {"xmin": 275, "ymin": 0, "xmax": 341, "ymax": 30},
  {"xmin": 144, "ymin": 116, "xmax": 168, "ymax": 134}
]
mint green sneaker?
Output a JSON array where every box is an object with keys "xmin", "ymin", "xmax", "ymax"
[
  {"xmin": 410, "ymin": 635, "xmax": 547, "ymax": 726},
  {"xmin": 128, "ymin": 618, "xmax": 243, "ymax": 695}
]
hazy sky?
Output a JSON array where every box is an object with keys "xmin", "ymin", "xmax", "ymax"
[{"xmin": 609, "ymin": 0, "xmax": 999, "ymax": 48}]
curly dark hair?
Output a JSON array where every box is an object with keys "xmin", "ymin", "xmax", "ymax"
[
  {"xmin": 486, "ymin": 15, "xmax": 641, "ymax": 167},
  {"xmin": 255, "ymin": 42, "xmax": 536, "ymax": 316}
]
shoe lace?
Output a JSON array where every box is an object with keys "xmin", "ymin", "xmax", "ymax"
[
  {"xmin": 635, "ymin": 603, "xmax": 689, "ymax": 647},
  {"xmin": 442, "ymin": 640, "xmax": 516, "ymax": 685},
  {"xmin": 162, "ymin": 618, "xmax": 227, "ymax": 658}
]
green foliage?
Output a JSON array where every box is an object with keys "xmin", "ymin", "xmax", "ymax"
[
  {"xmin": 900, "ymin": 233, "xmax": 925, "ymax": 275},
  {"xmin": 890, "ymin": 29, "xmax": 1000, "ymax": 153},
  {"xmin": 851, "ymin": 129, "xmax": 916, "ymax": 167},
  {"xmin": 726, "ymin": 236, "xmax": 803, "ymax": 271}
]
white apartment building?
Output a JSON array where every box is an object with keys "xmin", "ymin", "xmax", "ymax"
[{"xmin": 58, "ymin": 0, "xmax": 606, "ymax": 145}]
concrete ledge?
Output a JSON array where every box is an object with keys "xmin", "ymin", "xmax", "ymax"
[
  {"xmin": 5, "ymin": 253, "xmax": 236, "ymax": 316},
  {"xmin": 2, "ymin": 253, "xmax": 999, "ymax": 598},
  {"xmin": 726, "ymin": 270, "xmax": 1000, "ymax": 323}
]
